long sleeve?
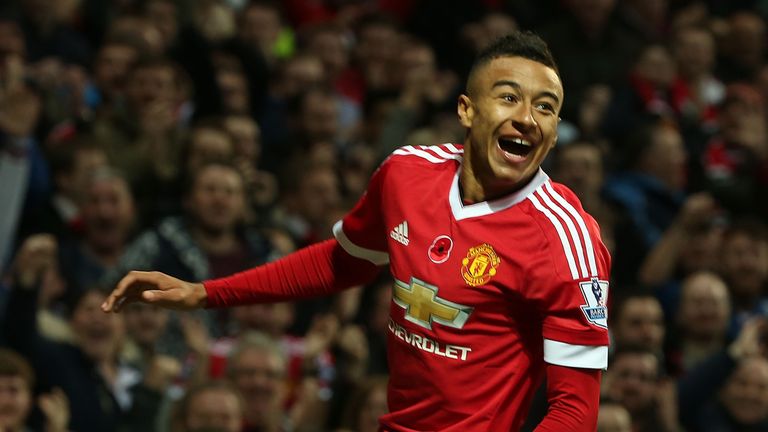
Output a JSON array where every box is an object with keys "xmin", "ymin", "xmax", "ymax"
[
  {"xmin": 203, "ymin": 239, "xmax": 382, "ymax": 307},
  {"xmin": 535, "ymin": 364, "xmax": 601, "ymax": 432}
]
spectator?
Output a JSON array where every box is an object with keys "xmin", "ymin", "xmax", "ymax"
[
  {"xmin": 678, "ymin": 318, "xmax": 768, "ymax": 432},
  {"xmin": 337, "ymin": 375, "xmax": 388, "ymax": 432},
  {"xmin": 702, "ymin": 83, "xmax": 768, "ymax": 219},
  {"xmin": 551, "ymin": 140, "xmax": 614, "ymax": 251},
  {"xmin": 604, "ymin": 117, "xmax": 688, "ymax": 286},
  {"xmin": 58, "ymin": 166, "xmax": 136, "ymax": 294},
  {"xmin": 637, "ymin": 192, "xmax": 722, "ymax": 314},
  {"xmin": 172, "ymin": 380, "xmax": 244, "ymax": 432},
  {"xmin": 18, "ymin": 138, "xmax": 108, "ymax": 242},
  {"xmin": 596, "ymin": 399, "xmax": 632, "ymax": 432},
  {"xmin": 105, "ymin": 162, "xmax": 275, "ymax": 354},
  {"xmin": 2, "ymin": 235, "xmax": 165, "ymax": 432},
  {"xmin": 611, "ymin": 295, "xmax": 666, "ymax": 355},
  {"xmin": 718, "ymin": 219, "xmax": 768, "ymax": 332},
  {"xmin": 603, "ymin": 347, "xmax": 671, "ymax": 431},
  {"xmin": 667, "ymin": 271, "xmax": 731, "ymax": 375},
  {"xmin": 712, "ymin": 356, "xmax": 768, "ymax": 431},
  {"xmin": 716, "ymin": 11, "xmax": 767, "ymax": 83}
]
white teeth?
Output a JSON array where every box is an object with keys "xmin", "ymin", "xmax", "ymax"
[{"xmin": 508, "ymin": 138, "xmax": 531, "ymax": 147}]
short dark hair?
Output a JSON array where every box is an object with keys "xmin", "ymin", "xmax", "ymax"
[
  {"xmin": 469, "ymin": 31, "xmax": 559, "ymax": 80},
  {"xmin": 0, "ymin": 349, "xmax": 35, "ymax": 390}
]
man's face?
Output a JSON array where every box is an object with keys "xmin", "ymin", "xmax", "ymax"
[
  {"xmin": 123, "ymin": 302, "xmax": 169, "ymax": 348},
  {"xmin": 607, "ymin": 353, "xmax": 659, "ymax": 414},
  {"xmin": 721, "ymin": 233, "xmax": 768, "ymax": 298},
  {"xmin": 0, "ymin": 375, "xmax": 31, "ymax": 429},
  {"xmin": 187, "ymin": 128, "xmax": 234, "ymax": 173},
  {"xmin": 720, "ymin": 358, "xmax": 768, "ymax": 425},
  {"xmin": 614, "ymin": 298, "xmax": 665, "ymax": 352},
  {"xmin": 301, "ymin": 91, "xmax": 339, "ymax": 144},
  {"xmin": 126, "ymin": 65, "xmax": 176, "ymax": 111},
  {"xmin": 459, "ymin": 56, "xmax": 562, "ymax": 197},
  {"xmin": 188, "ymin": 166, "xmax": 245, "ymax": 234},
  {"xmin": 71, "ymin": 290, "xmax": 124, "ymax": 362},
  {"xmin": 229, "ymin": 349, "xmax": 285, "ymax": 422},
  {"xmin": 94, "ymin": 44, "xmax": 138, "ymax": 99},
  {"xmin": 554, "ymin": 143, "xmax": 603, "ymax": 199},
  {"xmin": 186, "ymin": 388, "xmax": 243, "ymax": 432},
  {"xmin": 678, "ymin": 273, "xmax": 730, "ymax": 341},
  {"xmin": 81, "ymin": 177, "xmax": 135, "ymax": 252}
]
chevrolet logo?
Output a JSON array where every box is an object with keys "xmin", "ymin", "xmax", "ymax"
[{"xmin": 393, "ymin": 277, "xmax": 473, "ymax": 330}]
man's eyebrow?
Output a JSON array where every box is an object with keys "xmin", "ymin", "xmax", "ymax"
[{"xmin": 491, "ymin": 80, "xmax": 561, "ymax": 106}]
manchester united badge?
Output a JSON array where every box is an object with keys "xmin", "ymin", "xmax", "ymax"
[{"xmin": 461, "ymin": 243, "xmax": 500, "ymax": 286}]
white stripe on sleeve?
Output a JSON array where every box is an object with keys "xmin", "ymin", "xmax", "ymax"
[
  {"xmin": 332, "ymin": 221, "xmax": 390, "ymax": 266},
  {"xmin": 527, "ymin": 193, "xmax": 579, "ymax": 279},
  {"xmin": 544, "ymin": 182, "xmax": 598, "ymax": 277},
  {"xmin": 536, "ymin": 188, "xmax": 588, "ymax": 278},
  {"xmin": 543, "ymin": 339, "xmax": 608, "ymax": 369}
]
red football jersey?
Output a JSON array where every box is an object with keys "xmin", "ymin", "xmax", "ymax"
[{"xmin": 334, "ymin": 144, "xmax": 611, "ymax": 431}]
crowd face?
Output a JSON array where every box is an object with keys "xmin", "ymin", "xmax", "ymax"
[
  {"xmin": 613, "ymin": 297, "xmax": 665, "ymax": 352},
  {"xmin": 459, "ymin": 56, "xmax": 562, "ymax": 199},
  {"xmin": 673, "ymin": 27, "xmax": 715, "ymax": 80},
  {"xmin": 61, "ymin": 147, "xmax": 109, "ymax": 201},
  {"xmin": 725, "ymin": 13, "xmax": 766, "ymax": 69},
  {"xmin": 678, "ymin": 272, "xmax": 730, "ymax": 342},
  {"xmin": 606, "ymin": 352, "xmax": 659, "ymax": 415},
  {"xmin": 297, "ymin": 167, "xmax": 341, "ymax": 226},
  {"xmin": 307, "ymin": 28, "xmax": 349, "ymax": 79},
  {"xmin": 80, "ymin": 174, "xmax": 135, "ymax": 255},
  {"xmin": 641, "ymin": 124, "xmax": 687, "ymax": 191},
  {"xmin": 596, "ymin": 403, "xmax": 632, "ymax": 432},
  {"xmin": 634, "ymin": 45, "xmax": 676, "ymax": 89},
  {"xmin": 123, "ymin": 302, "xmax": 169, "ymax": 349},
  {"xmin": 71, "ymin": 290, "xmax": 124, "ymax": 363},
  {"xmin": 300, "ymin": 89, "xmax": 340, "ymax": 144},
  {"xmin": 280, "ymin": 55, "xmax": 326, "ymax": 98},
  {"xmin": 720, "ymin": 357, "xmax": 768, "ymax": 426},
  {"xmin": 553, "ymin": 142, "xmax": 604, "ymax": 201},
  {"xmin": 224, "ymin": 115, "xmax": 261, "ymax": 162},
  {"xmin": 0, "ymin": 375, "xmax": 31, "ymax": 430},
  {"xmin": 229, "ymin": 348, "xmax": 286, "ymax": 424},
  {"xmin": 185, "ymin": 387, "xmax": 243, "ymax": 432},
  {"xmin": 217, "ymin": 69, "xmax": 250, "ymax": 115},
  {"xmin": 186, "ymin": 127, "xmax": 235, "ymax": 173},
  {"xmin": 720, "ymin": 233, "xmax": 768, "ymax": 301},
  {"xmin": 94, "ymin": 43, "xmax": 139, "ymax": 101},
  {"xmin": 126, "ymin": 64, "xmax": 178, "ymax": 113},
  {"xmin": 239, "ymin": 4, "xmax": 281, "ymax": 58},
  {"xmin": 187, "ymin": 165, "xmax": 246, "ymax": 235}
]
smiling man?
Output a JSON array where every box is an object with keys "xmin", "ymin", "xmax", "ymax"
[{"xmin": 103, "ymin": 31, "xmax": 611, "ymax": 431}]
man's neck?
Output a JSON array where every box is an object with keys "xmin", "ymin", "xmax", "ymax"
[
  {"xmin": 191, "ymin": 226, "xmax": 239, "ymax": 255},
  {"xmin": 85, "ymin": 241, "xmax": 124, "ymax": 267},
  {"xmin": 459, "ymin": 161, "xmax": 532, "ymax": 203}
]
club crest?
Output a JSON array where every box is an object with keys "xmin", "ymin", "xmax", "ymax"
[{"xmin": 461, "ymin": 243, "xmax": 500, "ymax": 287}]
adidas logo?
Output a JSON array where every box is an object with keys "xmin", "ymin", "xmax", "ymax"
[{"xmin": 390, "ymin": 221, "xmax": 410, "ymax": 246}]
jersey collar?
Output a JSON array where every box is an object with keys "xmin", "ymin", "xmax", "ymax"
[{"xmin": 449, "ymin": 166, "xmax": 549, "ymax": 221}]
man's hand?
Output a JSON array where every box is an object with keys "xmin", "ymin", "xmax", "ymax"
[
  {"xmin": 101, "ymin": 271, "xmax": 207, "ymax": 312},
  {"xmin": 38, "ymin": 387, "xmax": 70, "ymax": 432}
]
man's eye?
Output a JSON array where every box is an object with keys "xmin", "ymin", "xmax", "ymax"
[
  {"xmin": 502, "ymin": 94, "xmax": 517, "ymax": 103},
  {"xmin": 536, "ymin": 102, "xmax": 554, "ymax": 112}
]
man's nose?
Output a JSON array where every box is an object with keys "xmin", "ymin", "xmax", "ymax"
[{"xmin": 510, "ymin": 101, "xmax": 536, "ymax": 131}]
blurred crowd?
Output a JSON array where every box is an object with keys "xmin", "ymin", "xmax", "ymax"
[{"xmin": 0, "ymin": 0, "xmax": 767, "ymax": 431}]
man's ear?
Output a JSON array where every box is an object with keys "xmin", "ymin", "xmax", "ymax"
[{"xmin": 457, "ymin": 94, "xmax": 474, "ymax": 128}]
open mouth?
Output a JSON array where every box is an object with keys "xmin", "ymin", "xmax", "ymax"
[{"xmin": 498, "ymin": 137, "xmax": 533, "ymax": 160}]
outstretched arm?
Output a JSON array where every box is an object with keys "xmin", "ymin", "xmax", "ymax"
[
  {"xmin": 102, "ymin": 239, "xmax": 382, "ymax": 312},
  {"xmin": 535, "ymin": 364, "xmax": 601, "ymax": 432}
]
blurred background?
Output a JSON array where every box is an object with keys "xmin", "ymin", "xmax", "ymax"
[{"xmin": 0, "ymin": 0, "xmax": 767, "ymax": 431}]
